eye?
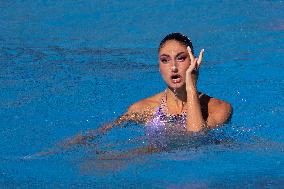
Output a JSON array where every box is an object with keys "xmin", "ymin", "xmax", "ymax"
[
  {"xmin": 160, "ymin": 58, "xmax": 169, "ymax": 64},
  {"xmin": 177, "ymin": 55, "xmax": 187, "ymax": 62}
]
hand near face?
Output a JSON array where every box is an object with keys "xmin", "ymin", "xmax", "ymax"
[{"xmin": 186, "ymin": 47, "xmax": 204, "ymax": 86}]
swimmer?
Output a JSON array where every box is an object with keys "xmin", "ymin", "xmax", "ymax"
[
  {"xmin": 30, "ymin": 33, "xmax": 232, "ymax": 165},
  {"xmin": 124, "ymin": 33, "xmax": 231, "ymax": 131},
  {"xmin": 67, "ymin": 32, "xmax": 232, "ymax": 151}
]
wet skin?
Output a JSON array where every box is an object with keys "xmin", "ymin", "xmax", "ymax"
[
  {"xmin": 123, "ymin": 40, "xmax": 232, "ymax": 132},
  {"xmin": 58, "ymin": 39, "xmax": 232, "ymax": 160}
]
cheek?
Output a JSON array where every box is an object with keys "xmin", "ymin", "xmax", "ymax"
[
  {"xmin": 179, "ymin": 62, "xmax": 190, "ymax": 73},
  {"xmin": 159, "ymin": 64, "xmax": 169, "ymax": 78}
]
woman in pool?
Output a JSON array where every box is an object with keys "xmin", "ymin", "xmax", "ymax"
[
  {"xmin": 69, "ymin": 32, "xmax": 232, "ymax": 148},
  {"xmin": 32, "ymin": 33, "xmax": 232, "ymax": 163}
]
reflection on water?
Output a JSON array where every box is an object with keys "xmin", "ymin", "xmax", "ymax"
[{"xmin": 24, "ymin": 120, "xmax": 282, "ymax": 177}]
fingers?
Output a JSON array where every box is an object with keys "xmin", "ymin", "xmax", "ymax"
[
  {"xmin": 187, "ymin": 46, "xmax": 195, "ymax": 64},
  {"xmin": 190, "ymin": 59, "xmax": 197, "ymax": 70},
  {"xmin": 197, "ymin": 49, "xmax": 204, "ymax": 67},
  {"xmin": 187, "ymin": 46, "xmax": 197, "ymax": 72},
  {"xmin": 186, "ymin": 58, "xmax": 197, "ymax": 74},
  {"xmin": 187, "ymin": 46, "xmax": 205, "ymax": 71}
]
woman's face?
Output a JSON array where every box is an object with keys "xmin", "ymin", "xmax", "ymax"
[{"xmin": 159, "ymin": 40, "xmax": 191, "ymax": 89}]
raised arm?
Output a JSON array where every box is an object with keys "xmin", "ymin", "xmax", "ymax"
[
  {"xmin": 185, "ymin": 47, "xmax": 206, "ymax": 132},
  {"xmin": 185, "ymin": 47, "xmax": 232, "ymax": 132}
]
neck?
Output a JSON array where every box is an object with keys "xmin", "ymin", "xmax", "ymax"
[
  {"xmin": 165, "ymin": 87, "xmax": 187, "ymax": 114},
  {"xmin": 167, "ymin": 86, "xmax": 187, "ymax": 102}
]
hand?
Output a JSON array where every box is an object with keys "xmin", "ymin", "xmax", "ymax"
[{"xmin": 186, "ymin": 47, "xmax": 204, "ymax": 85}]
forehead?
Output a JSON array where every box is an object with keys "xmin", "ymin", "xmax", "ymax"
[{"xmin": 159, "ymin": 40, "xmax": 187, "ymax": 55}]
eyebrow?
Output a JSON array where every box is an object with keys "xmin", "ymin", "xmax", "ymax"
[
  {"xmin": 176, "ymin": 52, "xmax": 186, "ymax": 57},
  {"xmin": 159, "ymin": 54, "xmax": 170, "ymax": 58},
  {"xmin": 159, "ymin": 51, "xmax": 186, "ymax": 58}
]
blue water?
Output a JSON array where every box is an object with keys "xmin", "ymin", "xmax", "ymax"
[{"xmin": 1, "ymin": 0, "xmax": 284, "ymax": 188}]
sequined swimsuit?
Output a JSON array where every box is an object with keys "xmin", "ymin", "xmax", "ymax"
[
  {"xmin": 144, "ymin": 91, "xmax": 188, "ymax": 148},
  {"xmin": 146, "ymin": 91, "xmax": 187, "ymax": 129}
]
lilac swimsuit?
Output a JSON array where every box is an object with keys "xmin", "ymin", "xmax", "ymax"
[{"xmin": 145, "ymin": 92, "xmax": 187, "ymax": 148}]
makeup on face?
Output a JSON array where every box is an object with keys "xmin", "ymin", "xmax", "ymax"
[
  {"xmin": 158, "ymin": 40, "xmax": 192, "ymax": 88},
  {"xmin": 159, "ymin": 52, "xmax": 188, "ymax": 65}
]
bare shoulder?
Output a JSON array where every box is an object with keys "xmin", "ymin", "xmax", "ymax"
[
  {"xmin": 128, "ymin": 92, "xmax": 163, "ymax": 114},
  {"xmin": 208, "ymin": 97, "xmax": 232, "ymax": 114},
  {"xmin": 114, "ymin": 92, "xmax": 164, "ymax": 125},
  {"xmin": 199, "ymin": 93, "xmax": 232, "ymax": 127}
]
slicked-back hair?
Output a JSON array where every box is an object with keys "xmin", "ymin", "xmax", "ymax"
[{"xmin": 159, "ymin": 33, "xmax": 194, "ymax": 55}]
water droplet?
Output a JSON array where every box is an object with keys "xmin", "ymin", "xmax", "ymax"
[{"xmin": 173, "ymin": 83, "xmax": 178, "ymax": 102}]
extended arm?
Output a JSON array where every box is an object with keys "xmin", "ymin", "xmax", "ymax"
[
  {"xmin": 64, "ymin": 112, "xmax": 138, "ymax": 146},
  {"xmin": 64, "ymin": 104, "xmax": 152, "ymax": 147}
]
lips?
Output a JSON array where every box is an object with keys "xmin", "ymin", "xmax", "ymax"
[{"xmin": 171, "ymin": 74, "xmax": 182, "ymax": 83}]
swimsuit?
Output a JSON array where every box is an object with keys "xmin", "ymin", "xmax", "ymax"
[
  {"xmin": 146, "ymin": 91, "xmax": 187, "ymax": 129},
  {"xmin": 145, "ymin": 91, "xmax": 187, "ymax": 148}
]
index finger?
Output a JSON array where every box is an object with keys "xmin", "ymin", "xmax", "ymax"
[
  {"xmin": 197, "ymin": 49, "xmax": 204, "ymax": 67},
  {"xmin": 187, "ymin": 46, "xmax": 195, "ymax": 63}
]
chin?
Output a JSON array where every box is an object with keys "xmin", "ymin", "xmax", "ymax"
[{"xmin": 168, "ymin": 82, "xmax": 185, "ymax": 90}]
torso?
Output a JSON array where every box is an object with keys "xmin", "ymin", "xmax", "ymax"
[
  {"xmin": 146, "ymin": 92, "xmax": 187, "ymax": 129},
  {"xmin": 128, "ymin": 90, "xmax": 208, "ymax": 126},
  {"xmin": 126, "ymin": 89, "xmax": 231, "ymax": 130}
]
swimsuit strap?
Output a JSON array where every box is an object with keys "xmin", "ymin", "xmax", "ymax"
[{"xmin": 147, "ymin": 89, "xmax": 187, "ymax": 128}]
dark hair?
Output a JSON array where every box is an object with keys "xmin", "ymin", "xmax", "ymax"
[{"xmin": 159, "ymin": 32, "xmax": 194, "ymax": 55}]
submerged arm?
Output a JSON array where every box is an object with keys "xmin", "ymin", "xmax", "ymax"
[
  {"xmin": 97, "ymin": 145, "xmax": 160, "ymax": 160},
  {"xmin": 26, "ymin": 111, "xmax": 148, "ymax": 159},
  {"xmin": 64, "ymin": 113, "xmax": 136, "ymax": 146},
  {"xmin": 64, "ymin": 105, "xmax": 150, "ymax": 147}
]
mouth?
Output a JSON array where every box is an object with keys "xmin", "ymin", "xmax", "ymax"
[{"xmin": 171, "ymin": 74, "xmax": 182, "ymax": 83}]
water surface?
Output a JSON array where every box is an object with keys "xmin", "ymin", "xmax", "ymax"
[{"xmin": 1, "ymin": 0, "xmax": 284, "ymax": 188}]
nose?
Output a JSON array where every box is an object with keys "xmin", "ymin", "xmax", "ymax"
[{"xmin": 171, "ymin": 61, "xmax": 178, "ymax": 72}]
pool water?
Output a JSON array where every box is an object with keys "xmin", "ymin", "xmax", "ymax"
[{"xmin": 1, "ymin": 0, "xmax": 284, "ymax": 188}]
